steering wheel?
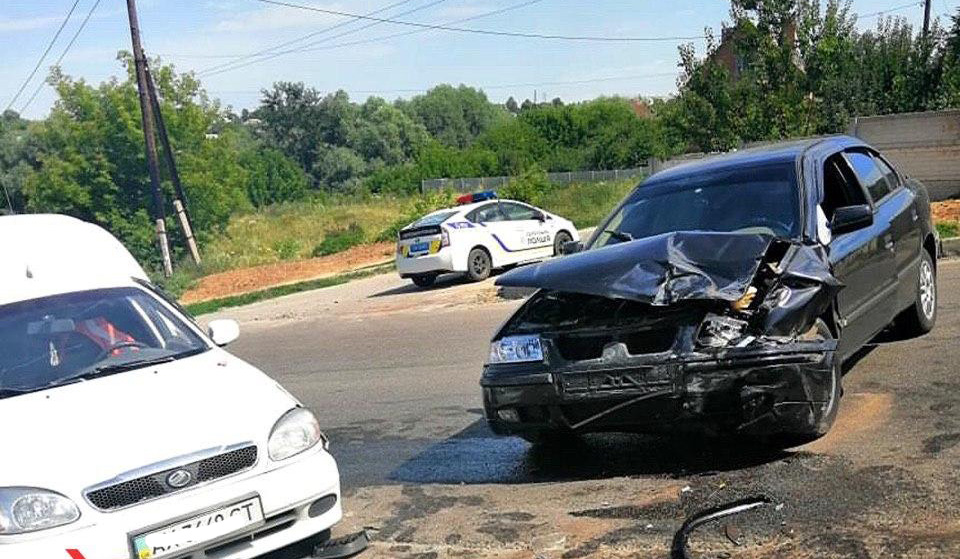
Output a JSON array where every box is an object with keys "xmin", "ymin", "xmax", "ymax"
[{"xmin": 96, "ymin": 340, "xmax": 149, "ymax": 360}]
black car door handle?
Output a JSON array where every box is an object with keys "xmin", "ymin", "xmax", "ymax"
[{"xmin": 884, "ymin": 237, "xmax": 895, "ymax": 250}]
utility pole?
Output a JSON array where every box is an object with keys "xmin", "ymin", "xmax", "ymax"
[
  {"xmin": 144, "ymin": 61, "xmax": 202, "ymax": 265},
  {"xmin": 125, "ymin": 0, "xmax": 172, "ymax": 277},
  {"xmin": 923, "ymin": 0, "xmax": 932, "ymax": 37}
]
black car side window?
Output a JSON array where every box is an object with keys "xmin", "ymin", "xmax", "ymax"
[
  {"xmin": 821, "ymin": 154, "xmax": 868, "ymax": 220},
  {"xmin": 873, "ymin": 154, "xmax": 901, "ymax": 191},
  {"xmin": 844, "ymin": 151, "xmax": 891, "ymax": 203}
]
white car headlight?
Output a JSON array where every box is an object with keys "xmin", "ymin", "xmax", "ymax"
[
  {"xmin": 0, "ymin": 488, "xmax": 80, "ymax": 535},
  {"xmin": 268, "ymin": 408, "xmax": 326, "ymax": 461},
  {"xmin": 489, "ymin": 335, "xmax": 544, "ymax": 364}
]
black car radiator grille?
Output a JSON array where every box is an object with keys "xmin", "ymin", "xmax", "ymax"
[
  {"xmin": 86, "ymin": 445, "xmax": 258, "ymax": 511},
  {"xmin": 553, "ymin": 327, "xmax": 677, "ymax": 361}
]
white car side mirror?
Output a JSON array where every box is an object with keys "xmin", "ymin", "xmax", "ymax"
[{"xmin": 207, "ymin": 319, "xmax": 240, "ymax": 346}]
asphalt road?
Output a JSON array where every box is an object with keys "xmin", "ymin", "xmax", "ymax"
[{"xmin": 214, "ymin": 261, "xmax": 960, "ymax": 559}]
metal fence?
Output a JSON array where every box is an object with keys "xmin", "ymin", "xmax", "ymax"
[{"xmin": 420, "ymin": 167, "xmax": 648, "ymax": 193}]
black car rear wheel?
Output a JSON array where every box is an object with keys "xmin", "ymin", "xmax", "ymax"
[{"xmin": 894, "ymin": 250, "xmax": 937, "ymax": 337}]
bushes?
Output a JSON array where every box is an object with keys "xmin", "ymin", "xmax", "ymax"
[
  {"xmin": 498, "ymin": 167, "xmax": 553, "ymax": 206},
  {"xmin": 312, "ymin": 223, "xmax": 366, "ymax": 257}
]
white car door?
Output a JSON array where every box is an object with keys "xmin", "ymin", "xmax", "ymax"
[{"xmin": 498, "ymin": 202, "xmax": 555, "ymax": 260}]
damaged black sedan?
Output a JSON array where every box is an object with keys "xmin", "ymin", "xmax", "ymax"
[{"xmin": 482, "ymin": 136, "xmax": 939, "ymax": 447}]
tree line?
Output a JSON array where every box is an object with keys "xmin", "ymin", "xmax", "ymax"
[{"xmin": 1, "ymin": 1, "xmax": 959, "ymax": 271}]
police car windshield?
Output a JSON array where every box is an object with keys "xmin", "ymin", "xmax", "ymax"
[
  {"xmin": 592, "ymin": 161, "xmax": 801, "ymax": 248},
  {"xmin": 411, "ymin": 211, "xmax": 458, "ymax": 228},
  {"xmin": 0, "ymin": 287, "xmax": 207, "ymax": 399}
]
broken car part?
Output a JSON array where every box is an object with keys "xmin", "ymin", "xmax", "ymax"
[{"xmin": 670, "ymin": 496, "xmax": 773, "ymax": 559}]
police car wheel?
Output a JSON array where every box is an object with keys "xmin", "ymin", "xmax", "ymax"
[
  {"xmin": 553, "ymin": 231, "xmax": 573, "ymax": 256},
  {"xmin": 411, "ymin": 274, "xmax": 437, "ymax": 288},
  {"xmin": 467, "ymin": 248, "xmax": 492, "ymax": 282}
]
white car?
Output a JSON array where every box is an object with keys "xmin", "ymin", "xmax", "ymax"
[
  {"xmin": 395, "ymin": 193, "xmax": 580, "ymax": 287},
  {"xmin": 0, "ymin": 215, "xmax": 361, "ymax": 559}
]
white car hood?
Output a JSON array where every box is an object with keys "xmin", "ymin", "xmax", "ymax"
[{"xmin": 0, "ymin": 349, "xmax": 298, "ymax": 495}]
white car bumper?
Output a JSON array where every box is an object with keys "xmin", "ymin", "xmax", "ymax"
[
  {"xmin": 1, "ymin": 448, "xmax": 342, "ymax": 559},
  {"xmin": 396, "ymin": 249, "xmax": 457, "ymax": 276}
]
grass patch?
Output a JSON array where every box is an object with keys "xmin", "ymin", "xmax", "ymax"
[
  {"xmin": 184, "ymin": 263, "xmax": 394, "ymax": 316},
  {"xmin": 312, "ymin": 223, "xmax": 366, "ymax": 257},
  {"xmin": 196, "ymin": 179, "xmax": 635, "ymax": 277},
  {"xmin": 200, "ymin": 195, "xmax": 406, "ymax": 273},
  {"xmin": 936, "ymin": 220, "xmax": 959, "ymax": 239},
  {"xmin": 538, "ymin": 178, "xmax": 638, "ymax": 228}
]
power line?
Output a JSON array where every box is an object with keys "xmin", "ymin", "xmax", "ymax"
[
  {"xmin": 4, "ymin": 0, "xmax": 82, "ymax": 113},
  {"xmin": 253, "ymin": 0, "xmax": 706, "ymax": 43},
  {"xmin": 20, "ymin": 0, "xmax": 103, "ymax": 114},
  {"xmin": 196, "ymin": 0, "xmax": 421, "ymax": 75},
  {"xmin": 199, "ymin": 0, "xmax": 546, "ymax": 78},
  {"xmin": 201, "ymin": 0, "xmax": 453, "ymax": 77},
  {"xmin": 271, "ymin": 0, "xmax": 546, "ymax": 56},
  {"xmin": 208, "ymin": 71, "xmax": 680, "ymax": 97},
  {"xmin": 859, "ymin": 1, "xmax": 922, "ymax": 19}
]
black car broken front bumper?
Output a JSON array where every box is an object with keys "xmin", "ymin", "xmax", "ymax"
[{"xmin": 482, "ymin": 339, "xmax": 838, "ymax": 438}]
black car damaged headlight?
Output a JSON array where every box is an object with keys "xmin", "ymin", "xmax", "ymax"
[
  {"xmin": 488, "ymin": 335, "xmax": 544, "ymax": 364},
  {"xmin": 697, "ymin": 314, "xmax": 751, "ymax": 348}
]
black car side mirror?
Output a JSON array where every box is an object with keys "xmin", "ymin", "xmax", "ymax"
[
  {"xmin": 560, "ymin": 240, "xmax": 583, "ymax": 255},
  {"xmin": 830, "ymin": 204, "xmax": 873, "ymax": 236}
]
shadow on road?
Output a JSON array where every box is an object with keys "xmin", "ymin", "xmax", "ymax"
[
  {"xmin": 389, "ymin": 419, "xmax": 792, "ymax": 485},
  {"xmin": 368, "ymin": 272, "xmax": 481, "ymax": 298}
]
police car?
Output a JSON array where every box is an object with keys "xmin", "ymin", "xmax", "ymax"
[{"xmin": 396, "ymin": 192, "xmax": 580, "ymax": 287}]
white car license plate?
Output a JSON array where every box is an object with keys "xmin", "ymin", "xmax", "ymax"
[{"xmin": 132, "ymin": 497, "xmax": 264, "ymax": 559}]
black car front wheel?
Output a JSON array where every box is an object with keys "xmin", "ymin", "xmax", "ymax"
[{"xmin": 749, "ymin": 319, "xmax": 842, "ymax": 449}]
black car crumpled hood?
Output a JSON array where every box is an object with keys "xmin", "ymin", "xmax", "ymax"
[{"xmin": 496, "ymin": 231, "xmax": 776, "ymax": 305}]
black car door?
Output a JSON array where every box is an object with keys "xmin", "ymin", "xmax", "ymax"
[
  {"xmin": 821, "ymin": 152, "xmax": 897, "ymax": 358},
  {"xmin": 871, "ymin": 152, "xmax": 921, "ymax": 312}
]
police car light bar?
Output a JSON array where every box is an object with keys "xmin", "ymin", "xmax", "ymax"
[{"xmin": 456, "ymin": 191, "xmax": 497, "ymax": 205}]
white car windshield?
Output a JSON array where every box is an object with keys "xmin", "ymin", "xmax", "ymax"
[{"xmin": 0, "ymin": 287, "xmax": 207, "ymax": 399}]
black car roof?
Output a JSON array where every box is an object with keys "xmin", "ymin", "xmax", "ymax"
[{"xmin": 646, "ymin": 135, "xmax": 865, "ymax": 185}]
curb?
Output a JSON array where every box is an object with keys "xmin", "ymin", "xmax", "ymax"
[{"xmin": 943, "ymin": 236, "xmax": 960, "ymax": 259}]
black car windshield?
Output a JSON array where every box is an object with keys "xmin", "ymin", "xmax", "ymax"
[
  {"xmin": 0, "ymin": 287, "xmax": 208, "ymax": 398},
  {"xmin": 591, "ymin": 161, "xmax": 801, "ymax": 248}
]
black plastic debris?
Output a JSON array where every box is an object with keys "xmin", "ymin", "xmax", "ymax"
[
  {"xmin": 313, "ymin": 530, "xmax": 370, "ymax": 559},
  {"xmin": 670, "ymin": 496, "xmax": 772, "ymax": 559}
]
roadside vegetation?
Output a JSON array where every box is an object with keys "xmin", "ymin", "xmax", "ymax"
[{"xmin": 2, "ymin": 1, "xmax": 960, "ymax": 294}]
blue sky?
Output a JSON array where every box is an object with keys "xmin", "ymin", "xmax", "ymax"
[{"xmin": 2, "ymin": 0, "xmax": 956, "ymax": 119}]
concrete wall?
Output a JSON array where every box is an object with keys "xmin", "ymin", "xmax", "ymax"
[{"xmin": 850, "ymin": 110, "xmax": 960, "ymax": 201}]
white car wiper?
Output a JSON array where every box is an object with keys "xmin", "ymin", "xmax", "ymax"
[{"xmin": 47, "ymin": 355, "xmax": 178, "ymax": 388}]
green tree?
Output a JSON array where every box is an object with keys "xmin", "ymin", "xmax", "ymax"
[{"xmin": 399, "ymin": 84, "xmax": 508, "ymax": 148}]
